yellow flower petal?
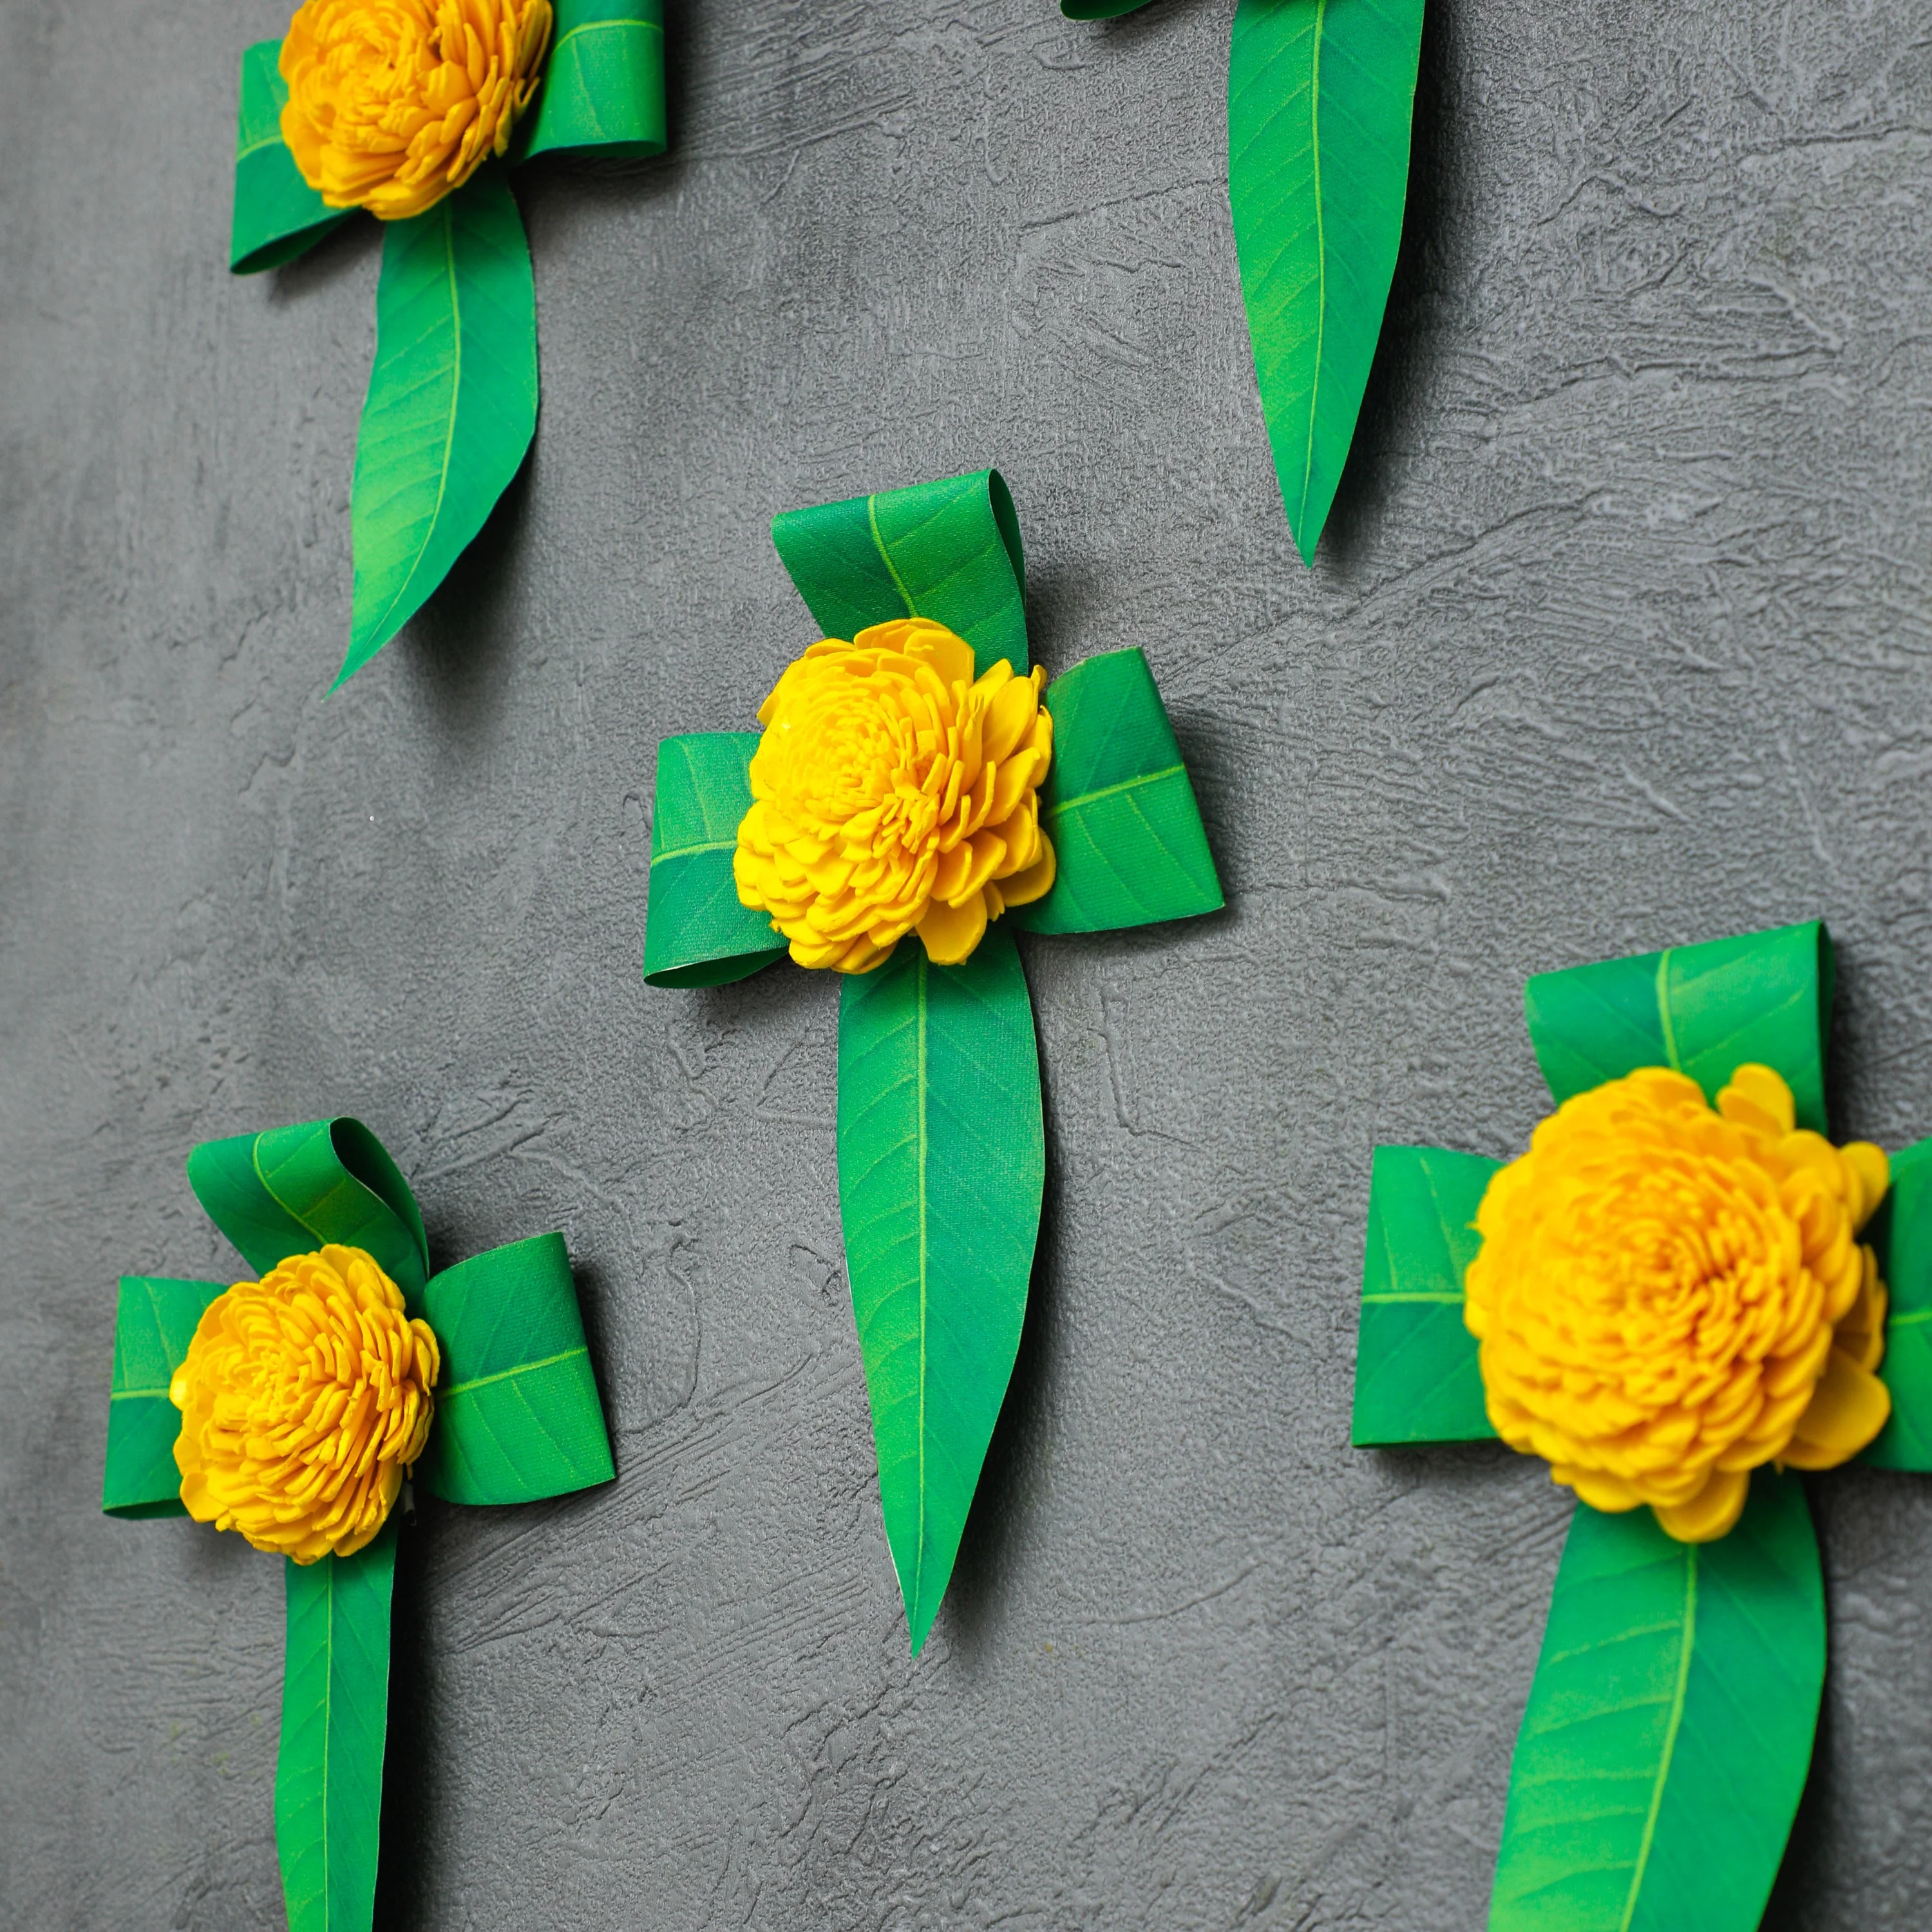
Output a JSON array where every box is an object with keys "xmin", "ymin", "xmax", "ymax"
[
  {"xmin": 916, "ymin": 890, "xmax": 989, "ymax": 965},
  {"xmin": 1781, "ymin": 1348, "xmax": 1892, "ymax": 1470},
  {"xmin": 1652, "ymin": 1468, "xmax": 1750, "ymax": 1543}
]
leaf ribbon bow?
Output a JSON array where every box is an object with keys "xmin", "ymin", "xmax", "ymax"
[
  {"xmin": 641, "ymin": 468, "xmax": 1225, "ymax": 1648},
  {"xmin": 1352, "ymin": 921, "xmax": 1932, "ymax": 1930},
  {"xmin": 103, "ymin": 1117, "xmax": 614, "ymax": 1932},
  {"xmin": 229, "ymin": 1, "xmax": 667, "ymax": 688},
  {"xmin": 1063, "ymin": 0, "xmax": 1426, "ymax": 565}
]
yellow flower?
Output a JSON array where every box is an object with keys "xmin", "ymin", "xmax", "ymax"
[
  {"xmin": 734, "ymin": 618, "xmax": 1057, "ymax": 974},
  {"xmin": 1464, "ymin": 1065, "xmax": 1891, "ymax": 1543},
  {"xmin": 171, "ymin": 1244, "xmax": 441, "ymax": 1562},
  {"xmin": 279, "ymin": 0, "xmax": 554, "ymax": 221}
]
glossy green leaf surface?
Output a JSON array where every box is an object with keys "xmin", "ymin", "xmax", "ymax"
[
  {"xmin": 1228, "ymin": 0, "xmax": 1425, "ymax": 564},
  {"xmin": 1012, "ymin": 647, "xmax": 1222, "ymax": 937},
  {"xmin": 522, "ymin": 0, "xmax": 667, "ymax": 160},
  {"xmin": 643, "ymin": 732, "xmax": 788, "ymax": 988},
  {"xmin": 837, "ymin": 928, "xmax": 1044, "ymax": 1651},
  {"xmin": 276, "ymin": 1526, "xmax": 396, "ymax": 1932},
  {"xmin": 343, "ymin": 168, "xmax": 538, "ymax": 688},
  {"xmin": 188, "ymin": 1119, "xmax": 429, "ymax": 1304},
  {"xmin": 103, "ymin": 1276, "xmax": 225, "ymax": 1517},
  {"xmin": 419, "ymin": 1233, "xmax": 614, "ymax": 1505},
  {"xmin": 1352, "ymin": 1146, "xmax": 1498, "ymax": 1446},
  {"xmin": 1489, "ymin": 1473, "xmax": 1824, "ymax": 1932},
  {"xmin": 1524, "ymin": 921, "xmax": 1832, "ymax": 1132},
  {"xmin": 772, "ymin": 469, "xmax": 1030, "ymax": 672},
  {"xmin": 1864, "ymin": 1133, "xmax": 1932, "ymax": 1471},
  {"xmin": 229, "ymin": 40, "xmax": 350, "ymax": 274}
]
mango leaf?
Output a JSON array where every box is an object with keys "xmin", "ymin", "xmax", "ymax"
[
  {"xmin": 521, "ymin": 0, "xmax": 667, "ymax": 160},
  {"xmin": 418, "ymin": 1233, "xmax": 614, "ymax": 1505},
  {"xmin": 188, "ymin": 1119, "xmax": 429, "ymax": 1304},
  {"xmin": 772, "ymin": 469, "xmax": 1030, "ymax": 672},
  {"xmin": 1524, "ymin": 920, "xmax": 1832, "ymax": 1133},
  {"xmin": 1352, "ymin": 1146, "xmax": 1497, "ymax": 1446},
  {"xmin": 837, "ymin": 928, "xmax": 1045, "ymax": 1651},
  {"xmin": 102, "ymin": 1276, "xmax": 225, "ymax": 1517},
  {"xmin": 1012, "ymin": 647, "xmax": 1222, "ymax": 937},
  {"xmin": 276, "ymin": 1525, "xmax": 396, "ymax": 1932},
  {"xmin": 1488, "ymin": 1473, "xmax": 1824, "ymax": 1932},
  {"xmin": 342, "ymin": 168, "xmax": 538, "ymax": 688},
  {"xmin": 229, "ymin": 41, "xmax": 349, "ymax": 275},
  {"xmin": 1864, "ymin": 1133, "xmax": 1932, "ymax": 1472},
  {"xmin": 1228, "ymin": 0, "xmax": 1425, "ymax": 564},
  {"xmin": 643, "ymin": 732, "xmax": 789, "ymax": 988}
]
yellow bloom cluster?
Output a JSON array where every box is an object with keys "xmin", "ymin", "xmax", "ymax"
[
  {"xmin": 734, "ymin": 619, "xmax": 1057, "ymax": 973},
  {"xmin": 279, "ymin": 0, "xmax": 554, "ymax": 220},
  {"xmin": 1465, "ymin": 1065, "xmax": 1891, "ymax": 1542},
  {"xmin": 171, "ymin": 1245, "xmax": 441, "ymax": 1562}
]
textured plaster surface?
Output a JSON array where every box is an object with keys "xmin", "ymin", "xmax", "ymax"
[{"xmin": 5, "ymin": 1, "xmax": 1932, "ymax": 1926}]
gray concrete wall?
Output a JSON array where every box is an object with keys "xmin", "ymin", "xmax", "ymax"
[{"xmin": 5, "ymin": 1, "xmax": 1931, "ymax": 1925}]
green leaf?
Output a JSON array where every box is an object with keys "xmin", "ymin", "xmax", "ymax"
[
  {"xmin": 1863, "ymin": 1134, "xmax": 1932, "ymax": 1471},
  {"xmin": 1228, "ymin": 0, "xmax": 1425, "ymax": 564},
  {"xmin": 103, "ymin": 1276, "xmax": 225, "ymax": 1517},
  {"xmin": 1488, "ymin": 1473, "xmax": 1824, "ymax": 1932},
  {"xmin": 643, "ymin": 732, "xmax": 789, "ymax": 989},
  {"xmin": 772, "ymin": 469, "xmax": 1030, "ymax": 672},
  {"xmin": 187, "ymin": 1119, "xmax": 429, "ymax": 1304},
  {"xmin": 1524, "ymin": 921, "xmax": 1832, "ymax": 1132},
  {"xmin": 276, "ymin": 1526, "xmax": 396, "ymax": 1932},
  {"xmin": 1062, "ymin": 1, "xmax": 1157, "ymax": 14},
  {"xmin": 342, "ymin": 167, "xmax": 538, "ymax": 688},
  {"xmin": 418, "ymin": 1233, "xmax": 615, "ymax": 1506},
  {"xmin": 520, "ymin": 0, "xmax": 667, "ymax": 161},
  {"xmin": 229, "ymin": 40, "xmax": 350, "ymax": 275},
  {"xmin": 1351, "ymin": 1146, "xmax": 1498, "ymax": 1446},
  {"xmin": 1010, "ymin": 647, "xmax": 1222, "ymax": 937},
  {"xmin": 837, "ymin": 927, "xmax": 1045, "ymax": 1652}
]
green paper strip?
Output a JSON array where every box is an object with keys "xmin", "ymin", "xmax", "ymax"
[
  {"xmin": 418, "ymin": 1233, "xmax": 614, "ymax": 1506},
  {"xmin": 837, "ymin": 927, "xmax": 1045, "ymax": 1653},
  {"xmin": 1012, "ymin": 647, "xmax": 1222, "ymax": 936},
  {"xmin": 772, "ymin": 469, "xmax": 1030, "ymax": 674},
  {"xmin": 1228, "ymin": 0, "xmax": 1425, "ymax": 565},
  {"xmin": 188, "ymin": 1119, "xmax": 429, "ymax": 1304},
  {"xmin": 276, "ymin": 1525, "xmax": 396, "ymax": 1932},
  {"xmin": 343, "ymin": 167, "xmax": 538, "ymax": 688},
  {"xmin": 1488, "ymin": 1473, "xmax": 1824, "ymax": 1932},
  {"xmin": 521, "ymin": 0, "xmax": 667, "ymax": 161},
  {"xmin": 1352, "ymin": 1146, "xmax": 1497, "ymax": 1446},
  {"xmin": 1524, "ymin": 920, "xmax": 1832, "ymax": 1134},
  {"xmin": 643, "ymin": 732, "xmax": 789, "ymax": 989},
  {"xmin": 229, "ymin": 40, "xmax": 350, "ymax": 275},
  {"xmin": 1862, "ymin": 1133, "xmax": 1932, "ymax": 1471},
  {"xmin": 102, "ymin": 1276, "xmax": 225, "ymax": 1517}
]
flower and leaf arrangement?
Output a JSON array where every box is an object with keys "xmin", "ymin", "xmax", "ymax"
[
  {"xmin": 641, "ymin": 468, "xmax": 1225, "ymax": 1647},
  {"xmin": 1063, "ymin": 0, "xmax": 1425, "ymax": 565},
  {"xmin": 1354, "ymin": 920, "xmax": 1932, "ymax": 1929},
  {"xmin": 102, "ymin": 1118, "xmax": 614, "ymax": 1932},
  {"xmin": 229, "ymin": 1, "xmax": 667, "ymax": 688}
]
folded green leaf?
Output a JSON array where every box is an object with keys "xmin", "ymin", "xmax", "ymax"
[
  {"xmin": 1524, "ymin": 920, "xmax": 1832, "ymax": 1132},
  {"xmin": 103, "ymin": 1276, "xmax": 225, "ymax": 1517},
  {"xmin": 276, "ymin": 1526, "xmax": 396, "ymax": 1932},
  {"xmin": 1352, "ymin": 1146, "xmax": 1497, "ymax": 1446},
  {"xmin": 1488, "ymin": 1474, "xmax": 1824, "ymax": 1932},
  {"xmin": 343, "ymin": 167, "xmax": 538, "ymax": 688},
  {"xmin": 837, "ymin": 928, "xmax": 1045, "ymax": 1652},
  {"xmin": 1012, "ymin": 647, "xmax": 1222, "ymax": 937},
  {"xmin": 1228, "ymin": 0, "xmax": 1425, "ymax": 564},
  {"xmin": 187, "ymin": 1119, "xmax": 429, "ymax": 1303},
  {"xmin": 521, "ymin": 0, "xmax": 667, "ymax": 160},
  {"xmin": 229, "ymin": 40, "xmax": 350, "ymax": 275},
  {"xmin": 643, "ymin": 732, "xmax": 789, "ymax": 988},
  {"xmin": 772, "ymin": 469, "xmax": 1030, "ymax": 672},
  {"xmin": 1864, "ymin": 1134, "xmax": 1932, "ymax": 1472},
  {"xmin": 419, "ymin": 1233, "xmax": 614, "ymax": 1505}
]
